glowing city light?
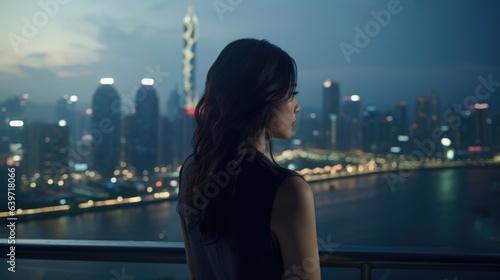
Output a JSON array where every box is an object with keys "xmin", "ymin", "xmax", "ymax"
[
  {"xmin": 141, "ymin": 78, "xmax": 154, "ymax": 86},
  {"xmin": 100, "ymin": 78, "xmax": 114, "ymax": 85},
  {"xmin": 390, "ymin": 146, "xmax": 401, "ymax": 153},
  {"xmin": 474, "ymin": 103, "xmax": 488, "ymax": 109},
  {"xmin": 397, "ymin": 135, "xmax": 409, "ymax": 142},
  {"xmin": 441, "ymin": 138, "xmax": 452, "ymax": 147},
  {"xmin": 185, "ymin": 108, "xmax": 195, "ymax": 116},
  {"xmin": 350, "ymin": 95, "xmax": 360, "ymax": 102},
  {"xmin": 9, "ymin": 120, "xmax": 24, "ymax": 127},
  {"xmin": 446, "ymin": 150, "xmax": 455, "ymax": 160},
  {"xmin": 58, "ymin": 120, "xmax": 67, "ymax": 127},
  {"xmin": 69, "ymin": 95, "xmax": 78, "ymax": 102},
  {"xmin": 323, "ymin": 79, "xmax": 332, "ymax": 88}
]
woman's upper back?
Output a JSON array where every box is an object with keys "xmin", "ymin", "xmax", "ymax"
[{"xmin": 178, "ymin": 152, "xmax": 297, "ymax": 280}]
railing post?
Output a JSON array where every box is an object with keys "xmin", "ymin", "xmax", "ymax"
[{"xmin": 360, "ymin": 263, "xmax": 371, "ymax": 280}]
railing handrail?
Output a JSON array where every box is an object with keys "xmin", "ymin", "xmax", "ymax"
[{"xmin": 2, "ymin": 239, "xmax": 500, "ymax": 271}]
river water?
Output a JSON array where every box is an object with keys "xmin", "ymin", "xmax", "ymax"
[{"xmin": 2, "ymin": 166, "xmax": 500, "ymax": 279}]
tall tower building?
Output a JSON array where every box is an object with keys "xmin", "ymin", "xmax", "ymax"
[
  {"xmin": 464, "ymin": 103, "xmax": 489, "ymax": 148},
  {"xmin": 394, "ymin": 102, "xmax": 408, "ymax": 137},
  {"xmin": 166, "ymin": 85, "xmax": 182, "ymax": 122},
  {"xmin": 56, "ymin": 94, "xmax": 80, "ymax": 143},
  {"xmin": 90, "ymin": 78, "xmax": 121, "ymax": 179},
  {"xmin": 23, "ymin": 122, "xmax": 69, "ymax": 189},
  {"xmin": 131, "ymin": 79, "xmax": 159, "ymax": 175},
  {"xmin": 342, "ymin": 95, "xmax": 363, "ymax": 151},
  {"xmin": 362, "ymin": 106, "xmax": 379, "ymax": 153},
  {"xmin": 429, "ymin": 92, "xmax": 440, "ymax": 129},
  {"xmin": 393, "ymin": 102, "xmax": 409, "ymax": 153},
  {"xmin": 179, "ymin": 1, "xmax": 199, "ymax": 162},
  {"xmin": 412, "ymin": 96, "xmax": 430, "ymax": 141},
  {"xmin": 182, "ymin": 1, "xmax": 199, "ymax": 113},
  {"xmin": 321, "ymin": 79, "xmax": 340, "ymax": 150}
]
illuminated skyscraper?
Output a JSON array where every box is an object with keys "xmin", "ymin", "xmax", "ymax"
[
  {"xmin": 179, "ymin": 2, "xmax": 199, "ymax": 162},
  {"xmin": 182, "ymin": 1, "xmax": 199, "ymax": 113},
  {"xmin": 166, "ymin": 85, "xmax": 182, "ymax": 122},
  {"xmin": 1, "ymin": 94, "xmax": 28, "ymax": 168},
  {"xmin": 464, "ymin": 103, "xmax": 489, "ymax": 148},
  {"xmin": 56, "ymin": 94, "xmax": 79, "ymax": 143},
  {"xmin": 362, "ymin": 106, "xmax": 379, "ymax": 153},
  {"xmin": 321, "ymin": 79, "xmax": 340, "ymax": 150},
  {"xmin": 23, "ymin": 122, "xmax": 69, "ymax": 188},
  {"xmin": 412, "ymin": 96, "xmax": 430, "ymax": 141},
  {"xmin": 342, "ymin": 94, "xmax": 363, "ymax": 151},
  {"xmin": 429, "ymin": 92, "xmax": 440, "ymax": 129},
  {"xmin": 90, "ymin": 78, "xmax": 121, "ymax": 179},
  {"xmin": 131, "ymin": 79, "xmax": 159, "ymax": 174},
  {"xmin": 393, "ymin": 102, "xmax": 409, "ymax": 153}
]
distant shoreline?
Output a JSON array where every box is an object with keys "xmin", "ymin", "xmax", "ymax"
[{"xmin": 3, "ymin": 163, "xmax": 499, "ymax": 223}]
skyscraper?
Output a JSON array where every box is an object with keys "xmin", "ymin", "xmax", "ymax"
[
  {"xmin": 412, "ymin": 96, "xmax": 430, "ymax": 141},
  {"xmin": 179, "ymin": 2, "xmax": 199, "ymax": 162},
  {"xmin": 342, "ymin": 95, "xmax": 363, "ymax": 151},
  {"xmin": 90, "ymin": 78, "xmax": 121, "ymax": 179},
  {"xmin": 321, "ymin": 79, "xmax": 340, "ymax": 150},
  {"xmin": 429, "ymin": 92, "xmax": 440, "ymax": 129},
  {"xmin": 131, "ymin": 79, "xmax": 159, "ymax": 174},
  {"xmin": 23, "ymin": 122, "xmax": 69, "ymax": 189},
  {"xmin": 166, "ymin": 85, "xmax": 182, "ymax": 122},
  {"xmin": 56, "ymin": 94, "xmax": 79, "ymax": 143},
  {"xmin": 182, "ymin": 1, "xmax": 199, "ymax": 113},
  {"xmin": 465, "ymin": 103, "xmax": 489, "ymax": 148},
  {"xmin": 362, "ymin": 106, "xmax": 379, "ymax": 153},
  {"xmin": 393, "ymin": 102, "xmax": 409, "ymax": 153}
]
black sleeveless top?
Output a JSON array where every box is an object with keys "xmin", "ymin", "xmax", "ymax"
[{"xmin": 178, "ymin": 152, "xmax": 297, "ymax": 280}]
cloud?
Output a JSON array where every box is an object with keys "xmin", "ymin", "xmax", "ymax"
[{"xmin": 0, "ymin": 6, "xmax": 105, "ymax": 79}]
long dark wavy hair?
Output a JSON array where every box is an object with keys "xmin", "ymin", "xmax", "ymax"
[{"xmin": 177, "ymin": 38, "xmax": 297, "ymax": 243}]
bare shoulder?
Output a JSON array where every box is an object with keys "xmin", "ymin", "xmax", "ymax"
[
  {"xmin": 271, "ymin": 175, "xmax": 321, "ymax": 279},
  {"xmin": 272, "ymin": 175, "xmax": 315, "ymax": 228},
  {"xmin": 275, "ymin": 175, "xmax": 313, "ymax": 206}
]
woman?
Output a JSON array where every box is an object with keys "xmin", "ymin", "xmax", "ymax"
[{"xmin": 177, "ymin": 38, "xmax": 320, "ymax": 280}]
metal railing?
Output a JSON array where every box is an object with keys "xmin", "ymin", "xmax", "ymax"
[{"xmin": 1, "ymin": 239, "xmax": 500, "ymax": 280}]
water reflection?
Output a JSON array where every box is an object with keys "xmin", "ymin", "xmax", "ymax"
[{"xmin": 13, "ymin": 167, "xmax": 500, "ymax": 249}]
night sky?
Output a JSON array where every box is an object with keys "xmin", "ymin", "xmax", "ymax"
[{"xmin": 1, "ymin": 0, "xmax": 499, "ymax": 118}]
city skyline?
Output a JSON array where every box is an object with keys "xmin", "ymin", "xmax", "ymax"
[{"xmin": 1, "ymin": 0, "xmax": 499, "ymax": 115}]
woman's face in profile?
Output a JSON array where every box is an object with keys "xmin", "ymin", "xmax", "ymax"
[{"xmin": 269, "ymin": 93, "xmax": 300, "ymax": 139}]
